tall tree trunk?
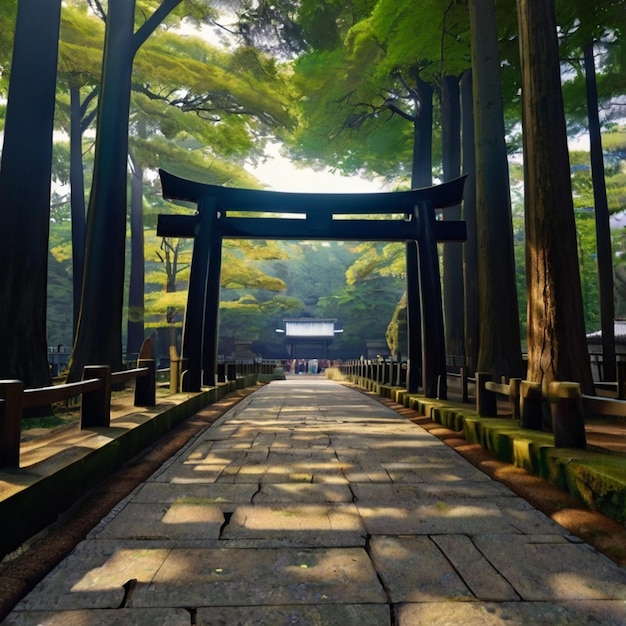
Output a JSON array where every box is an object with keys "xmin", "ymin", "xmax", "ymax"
[
  {"xmin": 127, "ymin": 148, "xmax": 145, "ymax": 359},
  {"xmin": 69, "ymin": 85, "xmax": 87, "ymax": 339},
  {"xmin": 0, "ymin": 0, "xmax": 61, "ymax": 387},
  {"xmin": 517, "ymin": 0, "xmax": 594, "ymax": 394},
  {"xmin": 585, "ymin": 41, "xmax": 615, "ymax": 381},
  {"xmin": 468, "ymin": 0, "xmax": 523, "ymax": 379},
  {"xmin": 405, "ymin": 75, "xmax": 433, "ymax": 392},
  {"xmin": 67, "ymin": 0, "xmax": 182, "ymax": 381},
  {"xmin": 461, "ymin": 70, "xmax": 479, "ymax": 374},
  {"xmin": 67, "ymin": 0, "xmax": 136, "ymax": 380},
  {"xmin": 411, "ymin": 76, "xmax": 433, "ymax": 188},
  {"xmin": 441, "ymin": 75, "xmax": 464, "ymax": 360}
]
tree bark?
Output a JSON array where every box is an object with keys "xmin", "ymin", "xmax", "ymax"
[
  {"xmin": 406, "ymin": 74, "xmax": 433, "ymax": 392},
  {"xmin": 67, "ymin": 0, "xmax": 136, "ymax": 380},
  {"xmin": 585, "ymin": 41, "xmax": 615, "ymax": 381},
  {"xmin": 69, "ymin": 85, "xmax": 87, "ymax": 339},
  {"xmin": 441, "ymin": 75, "xmax": 464, "ymax": 360},
  {"xmin": 410, "ymin": 76, "xmax": 433, "ymax": 189},
  {"xmin": 517, "ymin": 0, "xmax": 594, "ymax": 395},
  {"xmin": 127, "ymin": 148, "xmax": 145, "ymax": 360},
  {"xmin": 461, "ymin": 70, "xmax": 479, "ymax": 374},
  {"xmin": 0, "ymin": 0, "xmax": 61, "ymax": 388},
  {"xmin": 469, "ymin": 0, "xmax": 523, "ymax": 380},
  {"xmin": 67, "ymin": 0, "xmax": 183, "ymax": 381}
]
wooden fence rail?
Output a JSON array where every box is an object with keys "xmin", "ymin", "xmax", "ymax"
[
  {"xmin": 0, "ymin": 360, "xmax": 156, "ymax": 469},
  {"xmin": 475, "ymin": 372, "xmax": 626, "ymax": 448},
  {"xmin": 339, "ymin": 360, "xmax": 625, "ymax": 450}
]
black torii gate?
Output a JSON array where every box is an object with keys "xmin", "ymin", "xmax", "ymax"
[{"xmin": 157, "ymin": 169, "xmax": 466, "ymax": 398}]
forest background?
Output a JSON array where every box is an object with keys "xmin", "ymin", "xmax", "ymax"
[{"xmin": 0, "ymin": 0, "xmax": 624, "ymax": 377}]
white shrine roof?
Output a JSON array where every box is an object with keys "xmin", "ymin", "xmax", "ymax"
[{"xmin": 284, "ymin": 319, "xmax": 336, "ymax": 338}]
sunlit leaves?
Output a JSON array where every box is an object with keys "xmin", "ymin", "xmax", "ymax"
[
  {"xmin": 221, "ymin": 252, "xmax": 287, "ymax": 290},
  {"xmin": 345, "ymin": 242, "xmax": 404, "ymax": 284}
]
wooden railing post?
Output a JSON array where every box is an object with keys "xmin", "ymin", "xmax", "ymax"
[
  {"xmin": 169, "ymin": 345, "xmax": 181, "ymax": 394},
  {"xmin": 520, "ymin": 380, "xmax": 543, "ymax": 429},
  {"xmin": 395, "ymin": 352, "xmax": 402, "ymax": 387},
  {"xmin": 509, "ymin": 378, "xmax": 522, "ymax": 421},
  {"xmin": 81, "ymin": 365, "xmax": 111, "ymax": 428},
  {"xmin": 476, "ymin": 372, "xmax": 497, "ymax": 416},
  {"xmin": 548, "ymin": 381, "xmax": 587, "ymax": 449},
  {"xmin": 460, "ymin": 366, "xmax": 468, "ymax": 403},
  {"xmin": 0, "ymin": 380, "xmax": 23, "ymax": 468},
  {"xmin": 227, "ymin": 363, "xmax": 236, "ymax": 382},
  {"xmin": 135, "ymin": 359, "xmax": 156, "ymax": 407},
  {"xmin": 617, "ymin": 359, "xmax": 626, "ymax": 400}
]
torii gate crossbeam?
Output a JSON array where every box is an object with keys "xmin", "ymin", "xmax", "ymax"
[{"xmin": 157, "ymin": 169, "xmax": 466, "ymax": 398}]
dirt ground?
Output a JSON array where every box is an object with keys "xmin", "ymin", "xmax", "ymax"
[{"xmin": 1, "ymin": 384, "xmax": 625, "ymax": 621}]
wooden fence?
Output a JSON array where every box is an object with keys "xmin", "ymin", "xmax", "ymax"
[
  {"xmin": 0, "ymin": 360, "xmax": 155, "ymax": 469},
  {"xmin": 339, "ymin": 358, "xmax": 626, "ymax": 449},
  {"xmin": 0, "ymin": 355, "xmax": 281, "ymax": 469},
  {"xmin": 476, "ymin": 370, "xmax": 626, "ymax": 449}
]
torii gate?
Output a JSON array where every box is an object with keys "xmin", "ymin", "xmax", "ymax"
[{"xmin": 157, "ymin": 169, "xmax": 466, "ymax": 398}]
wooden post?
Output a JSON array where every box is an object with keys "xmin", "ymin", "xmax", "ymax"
[
  {"xmin": 169, "ymin": 345, "xmax": 181, "ymax": 394},
  {"xmin": 0, "ymin": 380, "xmax": 23, "ymax": 468},
  {"xmin": 406, "ymin": 241, "xmax": 421, "ymax": 394},
  {"xmin": 182, "ymin": 198, "xmax": 216, "ymax": 392},
  {"xmin": 202, "ymin": 213, "xmax": 223, "ymax": 387},
  {"xmin": 135, "ymin": 359, "xmax": 156, "ymax": 406},
  {"xmin": 509, "ymin": 378, "xmax": 522, "ymax": 421},
  {"xmin": 520, "ymin": 380, "xmax": 543, "ymax": 430},
  {"xmin": 460, "ymin": 366, "xmax": 468, "ymax": 403},
  {"xmin": 617, "ymin": 359, "xmax": 626, "ymax": 400},
  {"xmin": 548, "ymin": 381, "xmax": 587, "ymax": 449},
  {"xmin": 475, "ymin": 372, "xmax": 497, "ymax": 416},
  {"xmin": 81, "ymin": 365, "xmax": 111, "ymax": 428},
  {"xmin": 415, "ymin": 201, "xmax": 447, "ymax": 400},
  {"xmin": 395, "ymin": 352, "xmax": 402, "ymax": 387}
]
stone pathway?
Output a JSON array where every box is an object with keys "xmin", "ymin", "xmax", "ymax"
[{"xmin": 4, "ymin": 379, "xmax": 626, "ymax": 625}]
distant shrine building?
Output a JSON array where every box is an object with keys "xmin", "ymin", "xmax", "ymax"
[{"xmin": 279, "ymin": 318, "xmax": 341, "ymax": 361}]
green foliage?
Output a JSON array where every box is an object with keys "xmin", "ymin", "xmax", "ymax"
[
  {"xmin": 58, "ymin": 6, "xmax": 104, "ymax": 87},
  {"xmin": 11, "ymin": 0, "xmax": 624, "ymax": 371},
  {"xmin": 0, "ymin": 0, "xmax": 17, "ymax": 93},
  {"xmin": 385, "ymin": 291, "xmax": 407, "ymax": 358}
]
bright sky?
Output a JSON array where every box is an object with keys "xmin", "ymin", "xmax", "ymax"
[
  {"xmin": 247, "ymin": 144, "xmax": 385, "ymax": 193},
  {"xmin": 249, "ymin": 156, "xmax": 384, "ymax": 193}
]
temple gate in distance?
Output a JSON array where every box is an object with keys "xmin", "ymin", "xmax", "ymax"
[{"xmin": 157, "ymin": 169, "xmax": 466, "ymax": 399}]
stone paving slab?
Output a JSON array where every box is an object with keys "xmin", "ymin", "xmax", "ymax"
[
  {"xmin": 351, "ymin": 480, "xmax": 515, "ymax": 503},
  {"xmin": 141, "ymin": 546, "xmax": 386, "ymax": 607},
  {"xmin": 131, "ymin": 482, "xmax": 258, "ymax": 505},
  {"xmin": 472, "ymin": 533, "xmax": 626, "ymax": 600},
  {"xmin": 6, "ymin": 379, "xmax": 626, "ymax": 624},
  {"xmin": 222, "ymin": 504, "xmax": 366, "ymax": 545},
  {"xmin": 357, "ymin": 500, "xmax": 526, "ymax": 535},
  {"xmin": 195, "ymin": 603, "xmax": 392, "ymax": 626},
  {"xmin": 12, "ymin": 542, "xmax": 170, "ymax": 611},
  {"xmin": 253, "ymin": 483, "xmax": 354, "ymax": 503},
  {"xmin": 3, "ymin": 608, "xmax": 191, "ymax": 625},
  {"xmin": 395, "ymin": 601, "xmax": 626, "ymax": 625},
  {"xmin": 92, "ymin": 501, "xmax": 225, "ymax": 541},
  {"xmin": 430, "ymin": 535, "xmax": 520, "ymax": 601},
  {"xmin": 13, "ymin": 543, "xmax": 386, "ymax": 611},
  {"xmin": 369, "ymin": 535, "xmax": 475, "ymax": 602}
]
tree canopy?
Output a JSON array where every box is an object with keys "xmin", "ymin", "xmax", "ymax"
[{"xmin": 0, "ymin": 0, "xmax": 624, "ymax": 408}]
